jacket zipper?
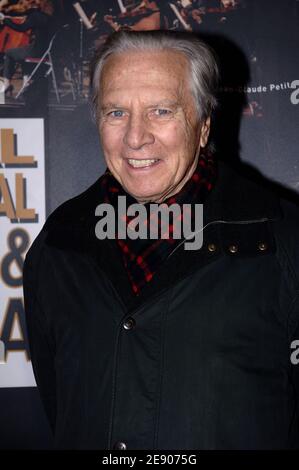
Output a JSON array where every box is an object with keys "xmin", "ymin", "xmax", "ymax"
[{"xmin": 107, "ymin": 215, "xmax": 281, "ymax": 448}]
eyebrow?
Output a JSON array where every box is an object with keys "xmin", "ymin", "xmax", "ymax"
[
  {"xmin": 100, "ymin": 100, "xmax": 179, "ymax": 111},
  {"xmin": 150, "ymin": 100, "xmax": 179, "ymax": 108}
]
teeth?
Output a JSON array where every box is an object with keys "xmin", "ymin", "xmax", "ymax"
[{"xmin": 127, "ymin": 159, "xmax": 159, "ymax": 168}]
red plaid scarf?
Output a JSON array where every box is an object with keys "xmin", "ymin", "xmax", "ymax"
[{"xmin": 98, "ymin": 150, "xmax": 217, "ymax": 296}]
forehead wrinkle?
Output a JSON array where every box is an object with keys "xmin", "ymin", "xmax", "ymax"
[
  {"xmin": 103, "ymin": 49, "xmax": 189, "ymax": 74},
  {"xmin": 101, "ymin": 80, "xmax": 182, "ymax": 108},
  {"xmin": 102, "ymin": 76, "xmax": 183, "ymax": 98},
  {"xmin": 100, "ymin": 50, "xmax": 190, "ymax": 93},
  {"xmin": 101, "ymin": 91, "xmax": 181, "ymax": 107}
]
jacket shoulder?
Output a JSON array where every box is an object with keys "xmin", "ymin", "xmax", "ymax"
[
  {"xmin": 24, "ymin": 175, "xmax": 103, "ymax": 274},
  {"xmin": 44, "ymin": 176, "xmax": 102, "ymax": 230}
]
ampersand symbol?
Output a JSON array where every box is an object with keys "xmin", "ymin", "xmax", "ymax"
[{"xmin": 1, "ymin": 228, "xmax": 29, "ymax": 287}]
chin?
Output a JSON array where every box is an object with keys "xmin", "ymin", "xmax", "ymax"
[
  {"xmin": 129, "ymin": 192, "xmax": 156, "ymax": 203},
  {"xmin": 132, "ymin": 194, "xmax": 153, "ymax": 203},
  {"xmin": 128, "ymin": 187, "xmax": 159, "ymax": 200}
]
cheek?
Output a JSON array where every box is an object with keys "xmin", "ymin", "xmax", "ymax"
[
  {"xmin": 158, "ymin": 122, "xmax": 184, "ymax": 145},
  {"xmin": 100, "ymin": 124, "xmax": 124, "ymax": 155},
  {"xmin": 158, "ymin": 121, "xmax": 195, "ymax": 156}
]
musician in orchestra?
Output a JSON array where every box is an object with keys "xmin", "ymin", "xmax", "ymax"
[
  {"xmin": 0, "ymin": 0, "xmax": 8, "ymax": 11},
  {"xmin": 75, "ymin": 0, "xmax": 162, "ymax": 33},
  {"xmin": 0, "ymin": 0, "xmax": 54, "ymax": 94},
  {"xmin": 221, "ymin": 0, "xmax": 237, "ymax": 8}
]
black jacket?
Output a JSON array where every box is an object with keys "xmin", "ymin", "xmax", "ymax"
[{"xmin": 23, "ymin": 160, "xmax": 299, "ymax": 450}]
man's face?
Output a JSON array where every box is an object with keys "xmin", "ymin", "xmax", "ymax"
[{"xmin": 98, "ymin": 49, "xmax": 210, "ymax": 203}]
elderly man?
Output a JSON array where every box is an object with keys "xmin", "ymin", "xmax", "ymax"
[{"xmin": 23, "ymin": 30, "xmax": 299, "ymax": 450}]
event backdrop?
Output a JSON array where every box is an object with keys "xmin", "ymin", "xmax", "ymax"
[{"xmin": 0, "ymin": 0, "xmax": 298, "ymax": 449}]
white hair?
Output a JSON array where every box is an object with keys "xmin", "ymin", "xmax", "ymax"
[{"xmin": 90, "ymin": 29, "xmax": 220, "ymax": 123}]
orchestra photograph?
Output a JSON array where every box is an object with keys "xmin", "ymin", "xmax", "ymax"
[{"xmin": 0, "ymin": 0, "xmax": 246, "ymax": 108}]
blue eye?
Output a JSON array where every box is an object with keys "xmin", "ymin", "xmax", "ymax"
[
  {"xmin": 109, "ymin": 110, "xmax": 124, "ymax": 118},
  {"xmin": 155, "ymin": 109, "xmax": 171, "ymax": 116}
]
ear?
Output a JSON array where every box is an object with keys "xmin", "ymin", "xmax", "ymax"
[{"xmin": 199, "ymin": 116, "xmax": 211, "ymax": 148}]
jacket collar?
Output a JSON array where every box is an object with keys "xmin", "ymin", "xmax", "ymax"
[
  {"xmin": 46, "ymin": 160, "xmax": 281, "ymax": 229},
  {"xmin": 45, "ymin": 160, "xmax": 283, "ymax": 314},
  {"xmin": 202, "ymin": 159, "xmax": 282, "ymax": 224},
  {"xmin": 45, "ymin": 159, "xmax": 282, "ymax": 230}
]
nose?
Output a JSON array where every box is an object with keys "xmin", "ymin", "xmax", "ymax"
[{"xmin": 123, "ymin": 113, "xmax": 154, "ymax": 149}]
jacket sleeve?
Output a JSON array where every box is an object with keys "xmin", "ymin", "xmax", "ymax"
[
  {"xmin": 23, "ymin": 232, "xmax": 57, "ymax": 436},
  {"xmin": 289, "ymin": 293, "xmax": 299, "ymax": 446},
  {"xmin": 276, "ymin": 199, "xmax": 299, "ymax": 443}
]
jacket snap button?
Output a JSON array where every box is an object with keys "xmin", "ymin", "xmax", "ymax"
[
  {"xmin": 207, "ymin": 243, "xmax": 217, "ymax": 252},
  {"xmin": 228, "ymin": 244, "xmax": 238, "ymax": 253},
  {"xmin": 123, "ymin": 317, "xmax": 136, "ymax": 330},
  {"xmin": 258, "ymin": 241, "xmax": 268, "ymax": 251},
  {"xmin": 113, "ymin": 441, "xmax": 127, "ymax": 450}
]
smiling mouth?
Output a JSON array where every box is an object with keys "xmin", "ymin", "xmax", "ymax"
[{"xmin": 126, "ymin": 158, "xmax": 160, "ymax": 169}]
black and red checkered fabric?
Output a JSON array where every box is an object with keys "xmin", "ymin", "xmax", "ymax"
[{"xmin": 98, "ymin": 151, "xmax": 217, "ymax": 295}]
